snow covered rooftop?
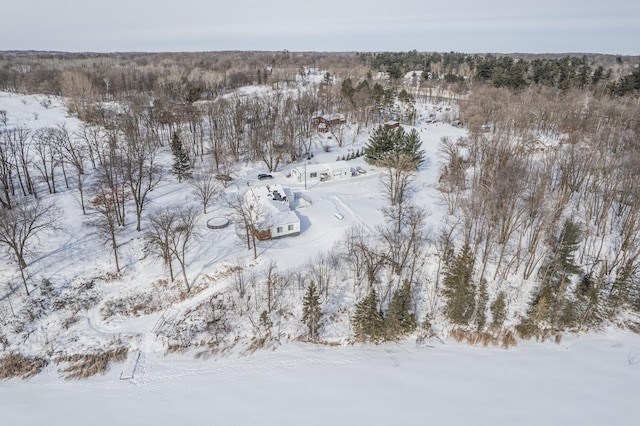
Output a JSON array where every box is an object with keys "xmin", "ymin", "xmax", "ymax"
[
  {"xmin": 247, "ymin": 184, "xmax": 299, "ymax": 226},
  {"xmin": 295, "ymin": 161, "xmax": 350, "ymax": 174}
]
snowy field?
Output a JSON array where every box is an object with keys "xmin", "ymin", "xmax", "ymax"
[
  {"xmin": 1, "ymin": 330, "xmax": 639, "ymax": 426},
  {"xmin": 1, "ymin": 90, "xmax": 640, "ymax": 425}
]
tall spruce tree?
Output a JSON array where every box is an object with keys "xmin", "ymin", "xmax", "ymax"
[
  {"xmin": 385, "ymin": 280, "xmax": 416, "ymax": 339},
  {"xmin": 302, "ymin": 281, "xmax": 323, "ymax": 342},
  {"xmin": 364, "ymin": 125, "xmax": 395, "ymax": 163},
  {"xmin": 364, "ymin": 126, "xmax": 425, "ymax": 169},
  {"xmin": 574, "ymin": 271, "xmax": 605, "ymax": 328},
  {"xmin": 171, "ymin": 132, "xmax": 191, "ymax": 182},
  {"xmin": 474, "ymin": 278, "xmax": 489, "ymax": 331},
  {"xmin": 607, "ymin": 260, "xmax": 637, "ymax": 317},
  {"xmin": 400, "ymin": 128, "xmax": 424, "ymax": 167},
  {"xmin": 352, "ymin": 289, "xmax": 385, "ymax": 341},
  {"xmin": 442, "ymin": 243, "xmax": 476, "ymax": 326},
  {"xmin": 490, "ymin": 291, "xmax": 507, "ymax": 330},
  {"xmin": 518, "ymin": 220, "xmax": 583, "ymax": 337}
]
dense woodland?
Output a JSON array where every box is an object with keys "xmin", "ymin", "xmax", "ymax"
[{"xmin": 1, "ymin": 50, "xmax": 640, "ymax": 377}]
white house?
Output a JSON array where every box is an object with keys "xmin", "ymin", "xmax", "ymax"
[
  {"xmin": 244, "ymin": 184, "xmax": 300, "ymax": 240},
  {"xmin": 290, "ymin": 161, "xmax": 351, "ymax": 183}
]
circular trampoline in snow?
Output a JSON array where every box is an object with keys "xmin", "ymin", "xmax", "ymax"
[{"xmin": 206, "ymin": 217, "xmax": 230, "ymax": 229}]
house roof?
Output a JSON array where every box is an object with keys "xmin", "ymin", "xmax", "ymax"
[
  {"xmin": 322, "ymin": 113, "xmax": 345, "ymax": 122},
  {"xmin": 313, "ymin": 112, "xmax": 346, "ymax": 123},
  {"xmin": 294, "ymin": 161, "xmax": 351, "ymax": 174},
  {"xmin": 247, "ymin": 184, "xmax": 299, "ymax": 227}
]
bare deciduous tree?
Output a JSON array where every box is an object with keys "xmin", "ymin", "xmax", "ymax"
[
  {"xmin": 379, "ymin": 153, "xmax": 418, "ymax": 210},
  {"xmin": 264, "ymin": 259, "xmax": 279, "ymax": 313},
  {"xmin": 0, "ymin": 199, "xmax": 60, "ymax": 294},
  {"xmin": 59, "ymin": 69, "xmax": 96, "ymax": 119},
  {"xmin": 226, "ymin": 193, "xmax": 269, "ymax": 260},
  {"xmin": 75, "ymin": 125, "xmax": 107, "ymax": 170},
  {"xmin": 122, "ymin": 129, "xmax": 162, "ymax": 232},
  {"xmin": 0, "ymin": 136, "xmax": 15, "ymax": 209},
  {"xmin": 57, "ymin": 125, "xmax": 88, "ymax": 214},
  {"xmin": 437, "ymin": 136, "xmax": 467, "ymax": 215},
  {"xmin": 203, "ymin": 100, "xmax": 228, "ymax": 171},
  {"xmin": 227, "ymin": 193, "xmax": 254, "ymax": 255},
  {"xmin": 378, "ymin": 203, "xmax": 429, "ymax": 280},
  {"xmin": 190, "ymin": 171, "xmax": 222, "ymax": 214},
  {"xmin": 307, "ymin": 251, "xmax": 339, "ymax": 301},
  {"xmin": 88, "ymin": 179, "xmax": 127, "ymax": 273},
  {"xmin": 146, "ymin": 209, "xmax": 178, "ymax": 282},
  {"xmin": 144, "ymin": 206, "xmax": 198, "ymax": 293},
  {"xmin": 96, "ymin": 131, "xmax": 128, "ymax": 227},
  {"xmin": 343, "ymin": 225, "xmax": 385, "ymax": 288},
  {"xmin": 4, "ymin": 126, "xmax": 36, "ymax": 197},
  {"xmin": 32, "ymin": 127, "xmax": 59, "ymax": 195},
  {"xmin": 248, "ymin": 93, "xmax": 286, "ymax": 172},
  {"xmin": 169, "ymin": 206, "xmax": 199, "ymax": 293}
]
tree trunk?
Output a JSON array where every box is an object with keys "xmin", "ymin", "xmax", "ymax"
[
  {"xmin": 20, "ymin": 266, "xmax": 29, "ymax": 296},
  {"xmin": 111, "ymin": 234, "xmax": 120, "ymax": 273}
]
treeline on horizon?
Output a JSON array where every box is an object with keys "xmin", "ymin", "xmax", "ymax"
[
  {"xmin": 0, "ymin": 50, "xmax": 639, "ymax": 99},
  {"xmin": 364, "ymin": 51, "xmax": 640, "ymax": 95}
]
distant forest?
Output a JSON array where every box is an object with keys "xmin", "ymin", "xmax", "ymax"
[{"xmin": 1, "ymin": 50, "xmax": 639, "ymax": 100}]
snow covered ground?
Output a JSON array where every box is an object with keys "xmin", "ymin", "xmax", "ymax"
[
  {"xmin": 2, "ymin": 90, "xmax": 640, "ymax": 425},
  {"xmin": 1, "ymin": 329, "xmax": 639, "ymax": 425}
]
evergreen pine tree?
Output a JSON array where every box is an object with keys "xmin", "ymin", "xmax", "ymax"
[
  {"xmin": 490, "ymin": 291, "xmax": 507, "ymax": 330},
  {"xmin": 385, "ymin": 280, "xmax": 416, "ymax": 339},
  {"xmin": 364, "ymin": 125, "xmax": 424, "ymax": 169},
  {"xmin": 341, "ymin": 78, "xmax": 355, "ymax": 104},
  {"xmin": 591, "ymin": 66, "xmax": 605, "ymax": 85},
  {"xmin": 183, "ymin": 84, "xmax": 202, "ymax": 105},
  {"xmin": 171, "ymin": 132, "xmax": 191, "ymax": 182},
  {"xmin": 607, "ymin": 261, "xmax": 636, "ymax": 317},
  {"xmin": 260, "ymin": 310, "xmax": 273, "ymax": 331},
  {"xmin": 442, "ymin": 243, "xmax": 476, "ymax": 326},
  {"xmin": 554, "ymin": 220, "xmax": 582, "ymax": 276},
  {"xmin": 474, "ymin": 278, "xmax": 489, "ymax": 331},
  {"xmin": 352, "ymin": 289, "xmax": 385, "ymax": 341},
  {"xmin": 302, "ymin": 282, "xmax": 323, "ymax": 342},
  {"xmin": 574, "ymin": 270, "xmax": 606, "ymax": 328},
  {"xmin": 400, "ymin": 128, "xmax": 425, "ymax": 167},
  {"xmin": 365, "ymin": 125, "xmax": 395, "ymax": 164},
  {"xmin": 518, "ymin": 220, "xmax": 583, "ymax": 336}
]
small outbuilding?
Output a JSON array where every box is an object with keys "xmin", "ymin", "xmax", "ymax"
[
  {"xmin": 314, "ymin": 113, "xmax": 346, "ymax": 126},
  {"xmin": 290, "ymin": 161, "xmax": 351, "ymax": 184},
  {"xmin": 313, "ymin": 112, "xmax": 346, "ymax": 132}
]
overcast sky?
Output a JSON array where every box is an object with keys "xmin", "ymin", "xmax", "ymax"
[{"xmin": 2, "ymin": 0, "xmax": 638, "ymax": 54}]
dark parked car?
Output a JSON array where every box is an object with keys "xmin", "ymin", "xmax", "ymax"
[{"xmin": 258, "ymin": 173, "xmax": 274, "ymax": 180}]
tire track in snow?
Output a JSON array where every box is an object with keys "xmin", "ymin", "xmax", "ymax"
[
  {"xmin": 128, "ymin": 344, "xmax": 379, "ymax": 395},
  {"xmin": 331, "ymin": 195, "xmax": 373, "ymax": 232}
]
